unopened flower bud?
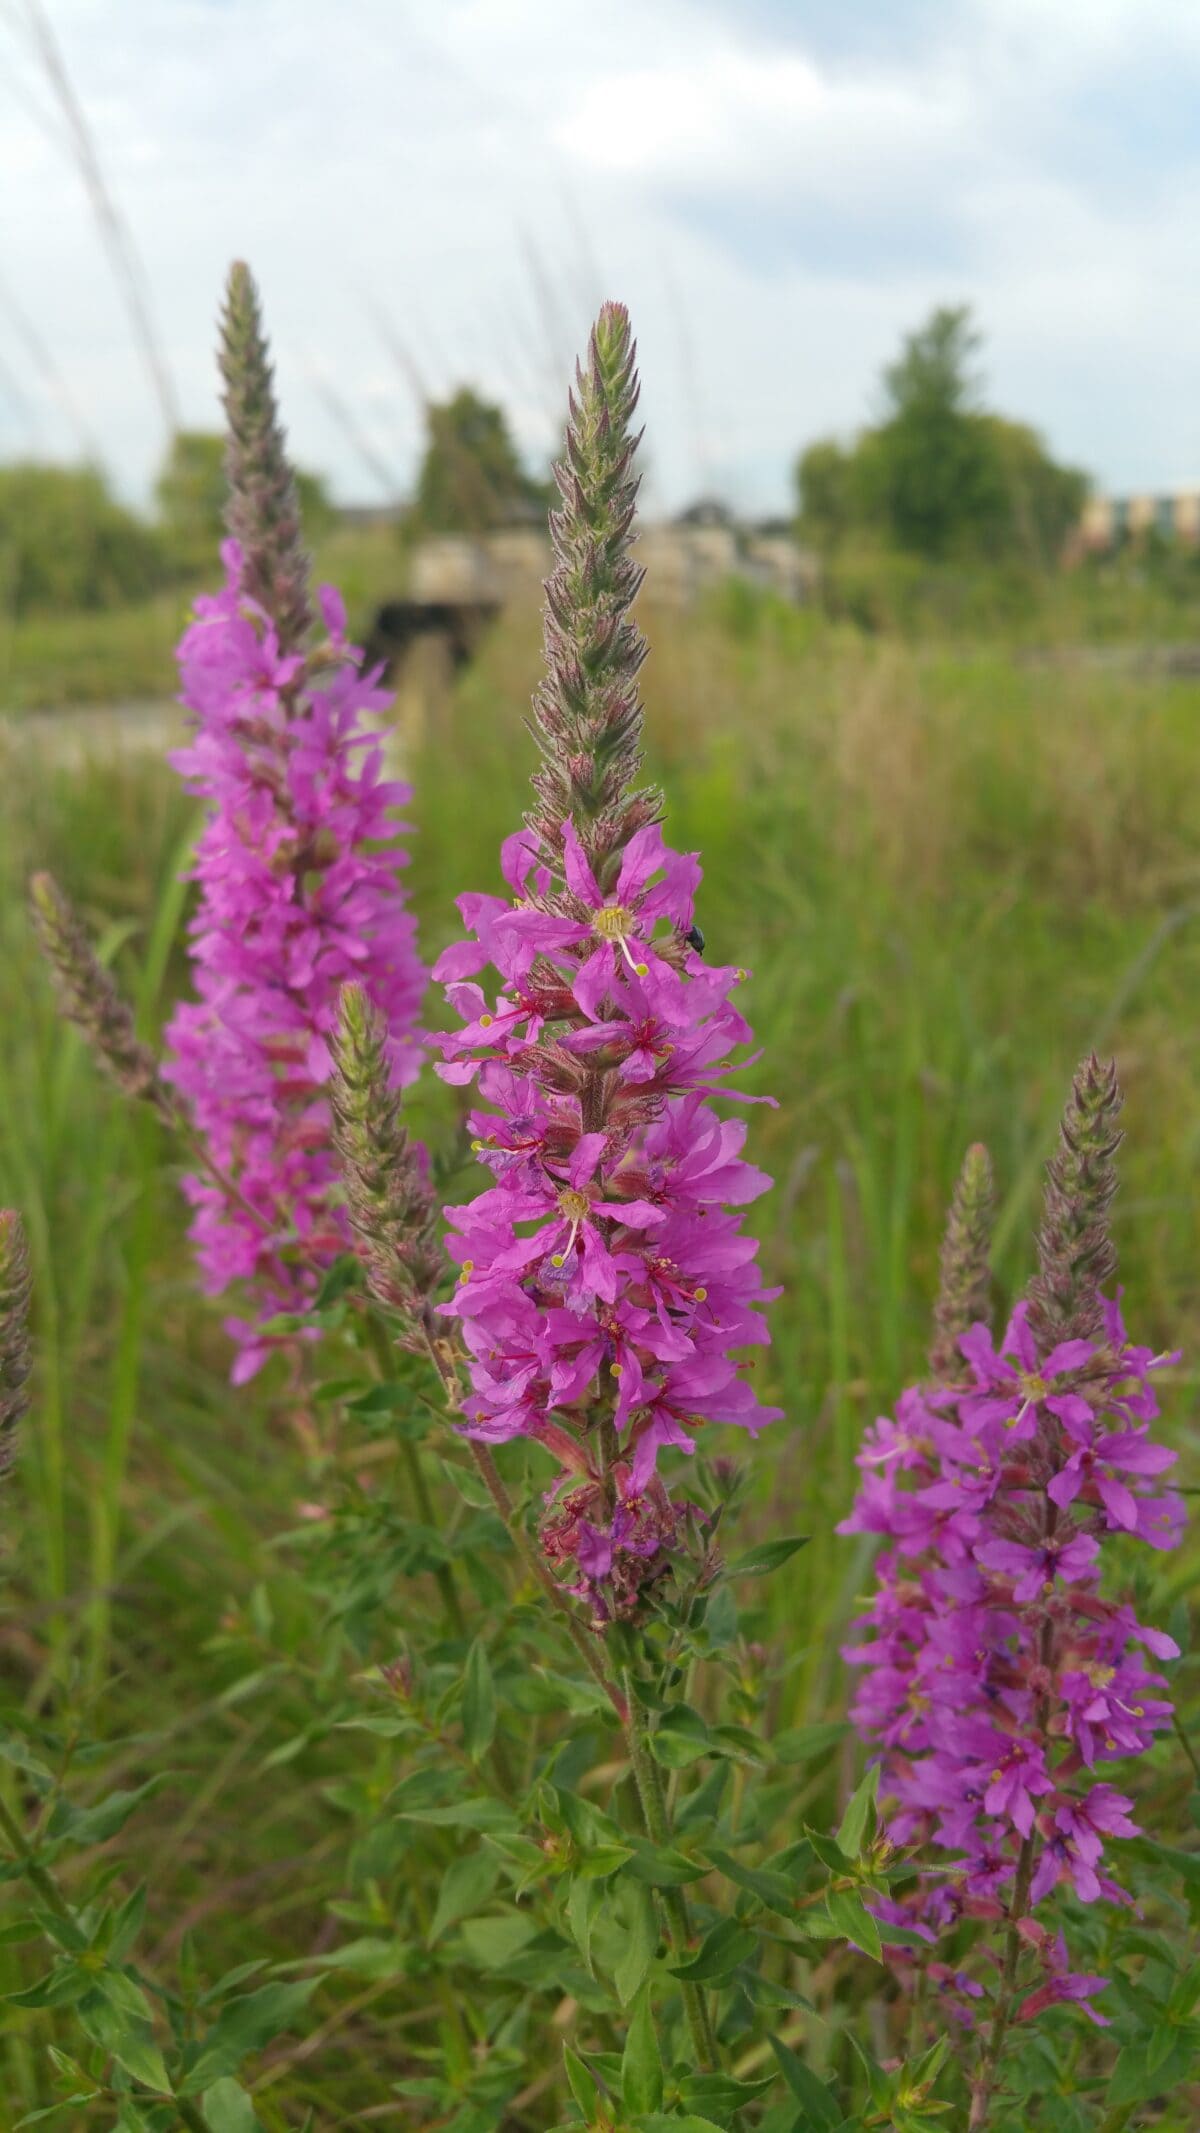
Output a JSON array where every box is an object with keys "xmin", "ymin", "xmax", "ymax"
[
  {"xmin": 29, "ymin": 873, "xmax": 168, "ymax": 1114},
  {"xmin": 0, "ymin": 1211, "xmax": 32, "ymax": 1480}
]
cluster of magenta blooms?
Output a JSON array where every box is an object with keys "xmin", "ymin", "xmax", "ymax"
[
  {"xmin": 164, "ymin": 545, "xmax": 780, "ymax": 1610},
  {"xmin": 164, "ymin": 539, "xmax": 425, "ymax": 1382},
  {"xmin": 840, "ymin": 1294, "xmax": 1184, "ymax": 2025},
  {"xmin": 433, "ymin": 815, "xmax": 781, "ymax": 1621}
]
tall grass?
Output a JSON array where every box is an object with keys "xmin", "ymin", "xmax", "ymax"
[{"xmin": 0, "ymin": 597, "xmax": 1196, "ymax": 2115}]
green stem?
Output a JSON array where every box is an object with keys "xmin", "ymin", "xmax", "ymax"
[
  {"xmin": 0, "ymin": 1789, "xmax": 76, "ymax": 1928},
  {"xmin": 364, "ymin": 1316, "xmax": 467, "ymax": 1640},
  {"xmin": 468, "ymin": 1442, "xmax": 627, "ymax": 1723},
  {"xmin": 1173, "ymin": 1708, "xmax": 1200, "ymax": 1786},
  {"xmin": 621, "ymin": 1669, "xmax": 719, "ymax": 2072},
  {"xmin": 967, "ymin": 1825, "xmax": 1035, "ymax": 2129}
]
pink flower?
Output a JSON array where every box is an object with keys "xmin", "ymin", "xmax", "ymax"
[
  {"xmin": 438, "ymin": 817, "xmax": 780, "ymax": 1611},
  {"xmin": 164, "ymin": 544, "xmax": 425, "ymax": 1377}
]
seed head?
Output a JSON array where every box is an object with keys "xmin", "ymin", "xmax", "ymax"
[
  {"xmin": 29, "ymin": 873, "xmax": 168, "ymax": 1115},
  {"xmin": 929, "ymin": 1141, "xmax": 994, "ymax": 1380},
  {"xmin": 219, "ymin": 260, "xmax": 312, "ymax": 651},
  {"xmin": 1027, "ymin": 1054, "xmax": 1123, "ymax": 1354},
  {"xmin": 0, "ymin": 1212, "xmax": 32, "ymax": 1480},
  {"xmin": 330, "ymin": 982, "xmax": 443, "ymax": 1327},
  {"xmin": 529, "ymin": 301, "xmax": 661, "ymax": 890}
]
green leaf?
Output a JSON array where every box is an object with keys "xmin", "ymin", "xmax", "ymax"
[
  {"xmin": 314, "ymin": 1253, "xmax": 361, "ymax": 1307},
  {"xmin": 678, "ymin": 2073, "xmax": 779, "ymax": 2116},
  {"xmin": 669, "ymin": 1918, "xmax": 757, "ymax": 1983},
  {"xmin": 615, "ymin": 1885, "xmax": 658, "ymax": 2006},
  {"xmin": 648, "ymin": 1707, "xmax": 711, "ymax": 1769},
  {"xmin": 635, "ymin": 2118, "xmax": 727, "ymax": 2133},
  {"xmin": 5, "ymin": 1964, "xmax": 92, "ymax": 2010},
  {"xmin": 396, "ymin": 1797, "xmax": 516, "ymax": 1833},
  {"xmin": 575, "ymin": 1843, "xmax": 634, "ymax": 1880},
  {"xmin": 566, "ymin": 1875, "xmax": 605, "ymax": 1975},
  {"xmin": 624, "ymin": 1837, "xmax": 706, "ymax": 1886},
  {"xmin": 298, "ymin": 1937, "xmax": 405, "ymax": 1980},
  {"xmin": 462, "ymin": 1640, "xmax": 497, "ymax": 1762},
  {"xmin": 826, "ymin": 1887, "xmax": 883, "ymax": 1962},
  {"xmin": 46, "ymin": 1776, "xmax": 170, "ymax": 1849},
  {"xmin": 106, "ymin": 1884, "xmax": 149, "ymax": 1967},
  {"xmin": 728, "ymin": 1536, "xmax": 810, "ymax": 1578},
  {"xmin": 804, "ymin": 1828, "xmax": 851, "ymax": 1873},
  {"xmin": 202, "ymin": 2079, "xmax": 265, "ymax": 2133},
  {"xmin": 564, "ymin": 2045, "xmax": 601, "ymax": 2122},
  {"xmin": 621, "ymin": 1990, "xmax": 663, "ymax": 2116},
  {"xmin": 429, "ymin": 1848, "xmax": 502, "ymax": 1944},
  {"xmin": 179, "ymin": 1980, "xmax": 318, "ymax": 2094},
  {"xmin": 705, "ymin": 1847, "xmax": 797, "ymax": 1915},
  {"xmin": 769, "ymin": 2036, "xmax": 841, "ymax": 2128},
  {"xmin": 0, "ymin": 1919, "xmax": 40, "ymax": 1947},
  {"xmin": 836, "ymin": 1765, "xmax": 879, "ymax": 1860},
  {"xmin": 773, "ymin": 1722, "xmax": 848, "ymax": 1766},
  {"xmin": 458, "ymin": 1914, "xmax": 540, "ymax": 1971},
  {"xmin": 75, "ymin": 1984, "xmax": 171, "ymax": 2095}
]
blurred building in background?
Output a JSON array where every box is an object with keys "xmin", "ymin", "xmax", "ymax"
[
  {"xmin": 1077, "ymin": 490, "xmax": 1200, "ymax": 552},
  {"xmin": 406, "ymin": 500, "xmax": 816, "ymax": 611}
]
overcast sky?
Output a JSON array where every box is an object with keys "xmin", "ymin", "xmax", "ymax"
[{"xmin": 3, "ymin": 0, "xmax": 1200, "ymax": 515}]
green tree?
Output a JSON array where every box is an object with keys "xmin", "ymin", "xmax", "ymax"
[
  {"xmin": 795, "ymin": 437, "xmax": 855, "ymax": 553},
  {"xmin": 0, "ymin": 462, "xmax": 167, "ymax": 615},
  {"xmin": 793, "ymin": 306, "xmax": 1088, "ymax": 573},
  {"xmin": 412, "ymin": 388, "xmax": 550, "ymax": 535},
  {"xmin": 156, "ymin": 430, "xmax": 334, "ymax": 569},
  {"xmin": 862, "ymin": 305, "xmax": 996, "ymax": 558}
]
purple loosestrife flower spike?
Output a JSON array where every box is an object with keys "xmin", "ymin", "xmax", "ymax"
[
  {"xmin": 928, "ymin": 1141, "xmax": 994, "ymax": 1381},
  {"xmin": 0, "ymin": 1212, "xmax": 32, "ymax": 1480},
  {"xmin": 29, "ymin": 873, "xmax": 168, "ymax": 1116},
  {"xmin": 841, "ymin": 1063, "xmax": 1184, "ymax": 2048},
  {"xmin": 219, "ymin": 261, "xmax": 312, "ymax": 653},
  {"xmin": 529, "ymin": 300, "xmax": 662, "ymax": 889},
  {"xmin": 434, "ymin": 306, "xmax": 781, "ymax": 1628},
  {"xmin": 331, "ymin": 982, "xmax": 443, "ymax": 1333},
  {"xmin": 163, "ymin": 269, "xmax": 426, "ymax": 1384},
  {"xmin": 1027, "ymin": 1052, "xmax": 1122, "ymax": 1355}
]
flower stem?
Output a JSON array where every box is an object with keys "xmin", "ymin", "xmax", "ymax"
[
  {"xmin": 468, "ymin": 1440, "xmax": 627, "ymax": 1723},
  {"xmin": 364, "ymin": 1315, "xmax": 467, "ymax": 1641},
  {"xmin": 967, "ymin": 1829, "xmax": 1035, "ymax": 2129},
  {"xmin": 621, "ymin": 1667, "xmax": 719, "ymax": 2072},
  {"xmin": 0, "ymin": 1789, "xmax": 76, "ymax": 1928}
]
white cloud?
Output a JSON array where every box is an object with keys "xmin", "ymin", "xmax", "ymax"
[{"xmin": 1, "ymin": 0, "xmax": 1199, "ymax": 513}]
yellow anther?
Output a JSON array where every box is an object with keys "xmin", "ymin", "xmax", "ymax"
[
  {"xmin": 693, "ymin": 1286, "xmax": 708, "ymax": 1302},
  {"xmin": 592, "ymin": 905, "xmax": 634, "ymax": 941},
  {"xmin": 479, "ymin": 1013, "xmax": 493, "ymax": 1029},
  {"xmin": 557, "ymin": 1188, "xmax": 591, "ymax": 1223}
]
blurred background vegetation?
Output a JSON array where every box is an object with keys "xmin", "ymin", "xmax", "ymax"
[{"xmin": 0, "ymin": 292, "xmax": 1197, "ymax": 2119}]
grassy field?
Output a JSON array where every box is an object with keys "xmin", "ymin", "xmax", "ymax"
[
  {"xmin": 0, "ymin": 592, "xmax": 1196, "ymax": 2121},
  {"xmin": 0, "ymin": 527, "xmax": 409, "ymax": 710}
]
